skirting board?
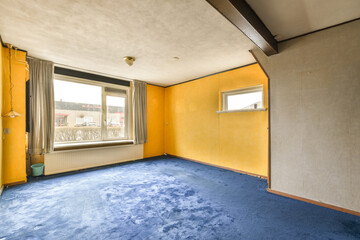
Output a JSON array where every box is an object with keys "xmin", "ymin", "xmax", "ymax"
[
  {"xmin": 267, "ymin": 188, "xmax": 360, "ymax": 217},
  {"xmin": 168, "ymin": 154, "xmax": 267, "ymax": 179},
  {"xmin": 4, "ymin": 180, "xmax": 27, "ymax": 187}
]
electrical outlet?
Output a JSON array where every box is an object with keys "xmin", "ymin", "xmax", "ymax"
[{"xmin": 4, "ymin": 128, "xmax": 10, "ymax": 134}]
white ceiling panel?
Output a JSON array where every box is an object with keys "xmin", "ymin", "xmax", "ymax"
[{"xmin": 247, "ymin": 0, "xmax": 360, "ymax": 41}]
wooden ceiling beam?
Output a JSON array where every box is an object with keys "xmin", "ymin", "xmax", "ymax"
[{"xmin": 206, "ymin": 0, "xmax": 278, "ymax": 56}]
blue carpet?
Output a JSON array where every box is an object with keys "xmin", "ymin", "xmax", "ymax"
[{"xmin": 0, "ymin": 156, "xmax": 359, "ymax": 239}]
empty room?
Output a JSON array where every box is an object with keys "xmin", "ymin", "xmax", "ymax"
[{"xmin": 0, "ymin": 0, "xmax": 359, "ymax": 239}]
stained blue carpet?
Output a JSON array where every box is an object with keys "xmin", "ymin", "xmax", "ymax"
[{"xmin": 0, "ymin": 156, "xmax": 359, "ymax": 239}]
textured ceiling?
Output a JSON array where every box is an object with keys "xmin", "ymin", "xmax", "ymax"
[
  {"xmin": 247, "ymin": 0, "xmax": 360, "ymax": 41},
  {"xmin": 0, "ymin": 0, "xmax": 256, "ymax": 86}
]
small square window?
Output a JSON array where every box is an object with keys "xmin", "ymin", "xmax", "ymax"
[{"xmin": 222, "ymin": 85, "xmax": 264, "ymax": 111}]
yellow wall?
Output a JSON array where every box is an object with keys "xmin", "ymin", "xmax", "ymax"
[
  {"xmin": 0, "ymin": 45, "xmax": 3, "ymax": 188},
  {"xmin": 0, "ymin": 47, "xmax": 266, "ymax": 182},
  {"xmin": 2, "ymin": 47, "xmax": 27, "ymax": 184},
  {"xmin": 144, "ymin": 85, "xmax": 165, "ymax": 158},
  {"xmin": 165, "ymin": 64, "xmax": 268, "ymax": 176}
]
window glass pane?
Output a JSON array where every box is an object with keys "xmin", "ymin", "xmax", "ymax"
[
  {"xmin": 106, "ymin": 96, "xmax": 126, "ymax": 139},
  {"xmin": 227, "ymin": 91, "xmax": 262, "ymax": 110},
  {"xmin": 54, "ymin": 80, "xmax": 102, "ymax": 143}
]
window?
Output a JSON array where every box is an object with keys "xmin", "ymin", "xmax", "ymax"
[
  {"xmin": 221, "ymin": 85, "xmax": 264, "ymax": 112},
  {"xmin": 54, "ymin": 76, "xmax": 130, "ymax": 145}
]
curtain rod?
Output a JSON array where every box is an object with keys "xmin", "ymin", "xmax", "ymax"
[{"xmin": 27, "ymin": 55, "xmax": 135, "ymax": 83}]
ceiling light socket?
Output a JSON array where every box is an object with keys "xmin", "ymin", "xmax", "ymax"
[{"xmin": 123, "ymin": 56, "xmax": 135, "ymax": 66}]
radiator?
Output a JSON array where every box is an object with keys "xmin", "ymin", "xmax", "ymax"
[{"xmin": 44, "ymin": 144, "xmax": 143, "ymax": 175}]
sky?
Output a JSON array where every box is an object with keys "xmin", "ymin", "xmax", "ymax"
[
  {"xmin": 54, "ymin": 79, "xmax": 125, "ymax": 106},
  {"xmin": 227, "ymin": 92, "xmax": 262, "ymax": 110}
]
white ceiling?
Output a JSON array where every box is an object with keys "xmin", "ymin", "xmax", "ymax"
[
  {"xmin": 247, "ymin": 0, "xmax": 360, "ymax": 41},
  {"xmin": 2, "ymin": 1, "xmax": 359, "ymax": 86},
  {"xmin": 0, "ymin": 0, "xmax": 256, "ymax": 86}
]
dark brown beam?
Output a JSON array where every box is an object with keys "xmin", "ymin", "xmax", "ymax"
[{"xmin": 206, "ymin": 0, "xmax": 278, "ymax": 56}]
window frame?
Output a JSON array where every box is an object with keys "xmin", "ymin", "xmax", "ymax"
[
  {"xmin": 53, "ymin": 74, "xmax": 132, "ymax": 147},
  {"xmin": 221, "ymin": 85, "xmax": 265, "ymax": 112},
  {"xmin": 102, "ymin": 87, "xmax": 130, "ymax": 141}
]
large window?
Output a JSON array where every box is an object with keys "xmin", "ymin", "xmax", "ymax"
[
  {"xmin": 221, "ymin": 85, "xmax": 264, "ymax": 111},
  {"xmin": 54, "ymin": 77, "xmax": 130, "ymax": 145}
]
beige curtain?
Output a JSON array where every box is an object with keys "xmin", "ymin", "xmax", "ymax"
[
  {"xmin": 27, "ymin": 57, "xmax": 54, "ymax": 154},
  {"xmin": 132, "ymin": 80, "xmax": 147, "ymax": 144}
]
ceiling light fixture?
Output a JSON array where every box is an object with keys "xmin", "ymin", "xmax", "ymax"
[{"xmin": 123, "ymin": 56, "xmax": 135, "ymax": 66}]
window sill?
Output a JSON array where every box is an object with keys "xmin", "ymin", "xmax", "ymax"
[
  {"xmin": 54, "ymin": 140, "xmax": 134, "ymax": 151},
  {"xmin": 216, "ymin": 108, "xmax": 267, "ymax": 113}
]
